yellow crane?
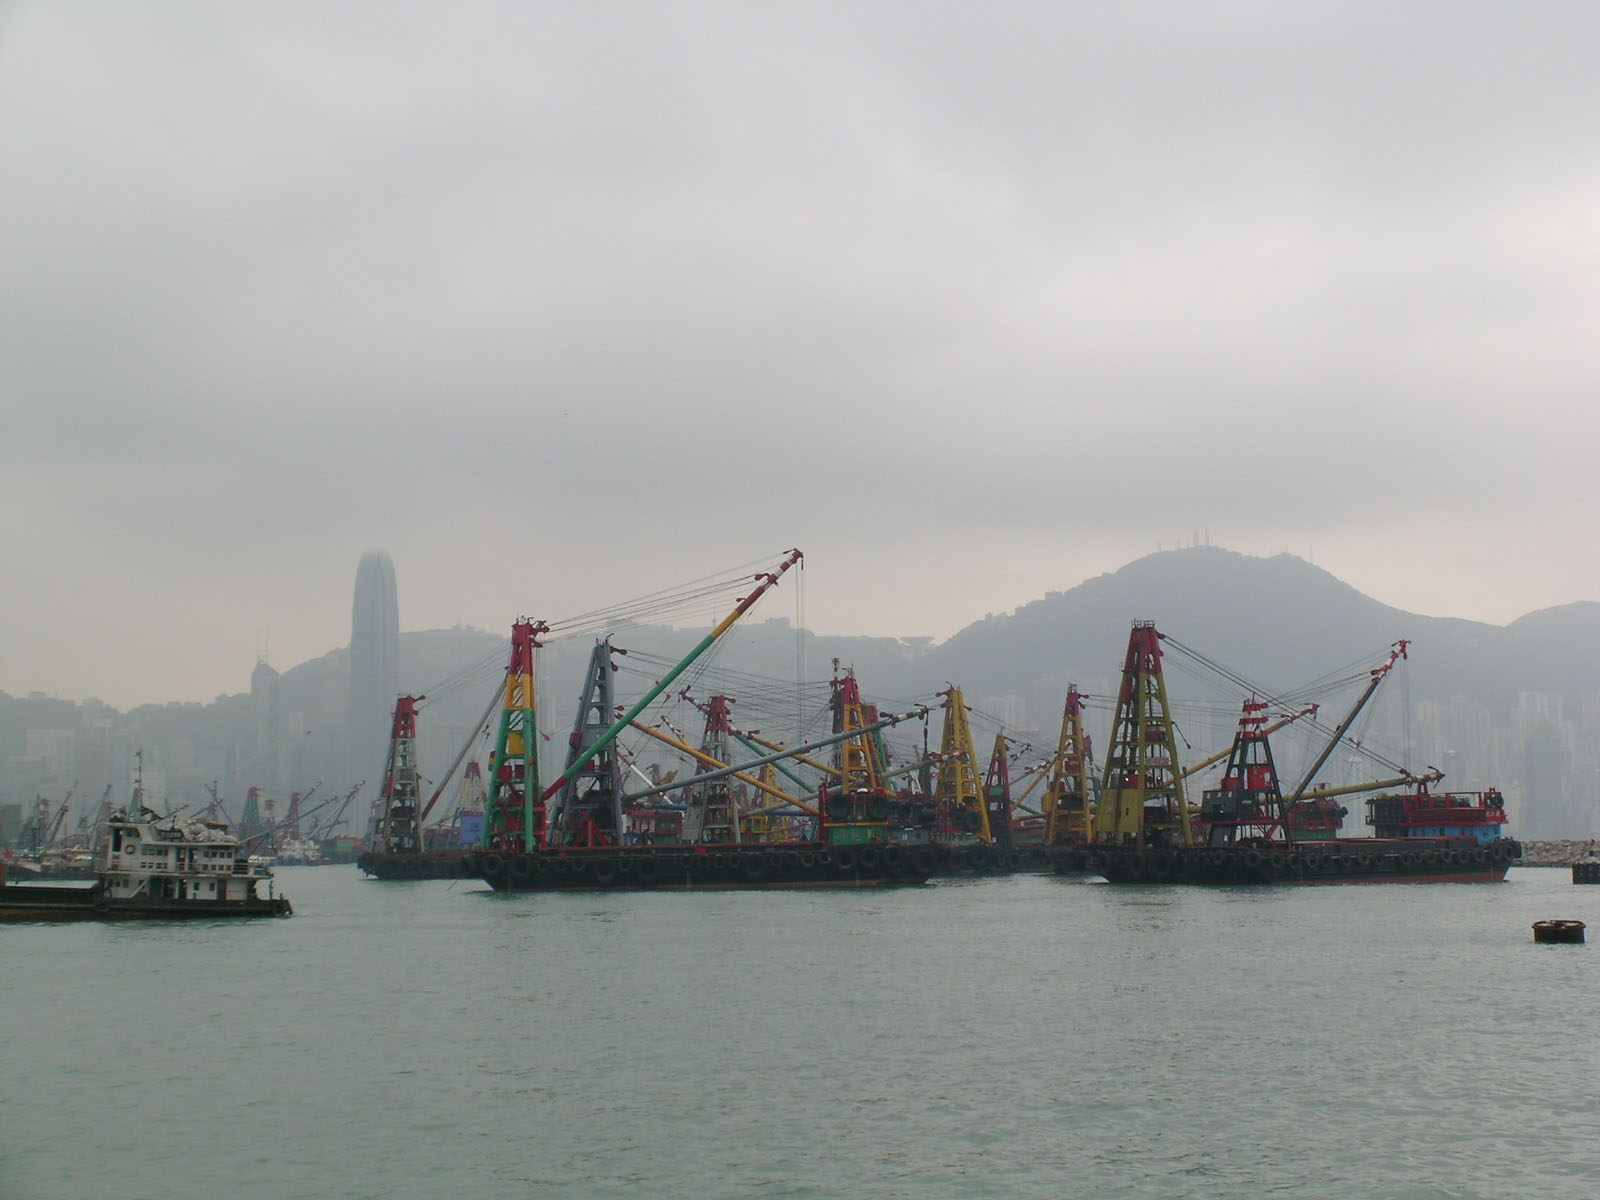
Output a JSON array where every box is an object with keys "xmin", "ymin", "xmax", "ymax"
[
  {"xmin": 1042, "ymin": 686, "xmax": 1093, "ymax": 846},
  {"xmin": 933, "ymin": 687, "xmax": 990, "ymax": 842}
]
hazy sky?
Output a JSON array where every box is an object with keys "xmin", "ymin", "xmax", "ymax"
[{"xmin": 3, "ymin": 2, "xmax": 1597, "ymax": 710}]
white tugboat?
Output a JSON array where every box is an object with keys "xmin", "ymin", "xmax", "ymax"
[{"xmin": 0, "ymin": 788, "xmax": 292, "ymax": 921}]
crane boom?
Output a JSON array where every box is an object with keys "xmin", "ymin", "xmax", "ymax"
[
  {"xmin": 1287, "ymin": 641, "xmax": 1408, "ymax": 803},
  {"xmin": 1183, "ymin": 706, "xmax": 1318, "ymax": 779},
  {"xmin": 539, "ymin": 550, "xmax": 803, "ymax": 803},
  {"xmin": 419, "ymin": 681, "xmax": 503, "ymax": 826},
  {"xmin": 619, "ymin": 704, "xmax": 926, "ymax": 807},
  {"xmin": 628, "ymin": 721, "xmax": 808, "ymax": 812}
]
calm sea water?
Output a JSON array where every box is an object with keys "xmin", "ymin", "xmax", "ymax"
[{"xmin": 3, "ymin": 867, "xmax": 1597, "ymax": 1200}]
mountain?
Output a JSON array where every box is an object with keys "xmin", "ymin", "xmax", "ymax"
[{"xmin": 925, "ymin": 548, "xmax": 1600, "ymax": 722}]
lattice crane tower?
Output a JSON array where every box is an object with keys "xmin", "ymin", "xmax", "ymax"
[
  {"xmin": 551, "ymin": 640, "xmax": 625, "ymax": 847},
  {"xmin": 373, "ymin": 695, "xmax": 424, "ymax": 855},
  {"xmin": 823, "ymin": 665, "xmax": 890, "ymax": 842},
  {"xmin": 1092, "ymin": 623, "xmax": 1193, "ymax": 847},
  {"xmin": 483, "ymin": 620, "xmax": 547, "ymax": 852},
  {"xmin": 1043, "ymin": 685, "xmax": 1094, "ymax": 845},
  {"xmin": 1197, "ymin": 698, "xmax": 1285, "ymax": 846},
  {"xmin": 982, "ymin": 733, "xmax": 1015, "ymax": 849},
  {"xmin": 690, "ymin": 694, "xmax": 741, "ymax": 844},
  {"xmin": 934, "ymin": 687, "xmax": 990, "ymax": 841}
]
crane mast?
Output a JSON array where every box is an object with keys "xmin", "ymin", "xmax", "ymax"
[
  {"xmin": 1092, "ymin": 623, "xmax": 1193, "ymax": 847},
  {"xmin": 932, "ymin": 687, "xmax": 989, "ymax": 842},
  {"xmin": 1042, "ymin": 685, "xmax": 1094, "ymax": 846}
]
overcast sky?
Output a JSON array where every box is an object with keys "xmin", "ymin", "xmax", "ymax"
[{"xmin": 2, "ymin": 1, "xmax": 1597, "ymax": 709}]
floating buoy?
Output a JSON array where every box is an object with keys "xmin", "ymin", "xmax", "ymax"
[{"xmin": 1532, "ymin": 919, "xmax": 1586, "ymax": 944}]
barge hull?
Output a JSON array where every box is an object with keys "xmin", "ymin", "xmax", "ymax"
[
  {"xmin": 461, "ymin": 843, "xmax": 937, "ymax": 892},
  {"xmin": 1079, "ymin": 839, "xmax": 1522, "ymax": 885},
  {"xmin": 0, "ymin": 883, "xmax": 291, "ymax": 921}
]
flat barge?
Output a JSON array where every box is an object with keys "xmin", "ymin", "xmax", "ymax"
[
  {"xmin": 358, "ymin": 839, "xmax": 1088, "ymax": 888},
  {"xmin": 1083, "ymin": 837, "xmax": 1522, "ymax": 885},
  {"xmin": 361, "ymin": 841, "xmax": 939, "ymax": 890}
]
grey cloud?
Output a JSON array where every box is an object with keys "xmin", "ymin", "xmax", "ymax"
[{"xmin": 2, "ymin": 1, "xmax": 1596, "ymax": 705}]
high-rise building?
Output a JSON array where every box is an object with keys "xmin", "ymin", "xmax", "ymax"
[
  {"xmin": 347, "ymin": 551, "xmax": 400, "ymax": 789},
  {"xmin": 249, "ymin": 659, "xmax": 281, "ymax": 791}
]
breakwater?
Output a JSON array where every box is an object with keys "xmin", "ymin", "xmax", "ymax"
[{"xmin": 1515, "ymin": 839, "xmax": 1600, "ymax": 866}]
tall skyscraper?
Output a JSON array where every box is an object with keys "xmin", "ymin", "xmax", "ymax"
[
  {"xmin": 249, "ymin": 658, "xmax": 281, "ymax": 791},
  {"xmin": 348, "ymin": 551, "xmax": 400, "ymax": 789}
]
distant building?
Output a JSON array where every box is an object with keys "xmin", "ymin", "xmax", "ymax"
[
  {"xmin": 23, "ymin": 729, "xmax": 75, "ymax": 784},
  {"xmin": 347, "ymin": 551, "xmax": 400, "ymax": 788},
  {"xmin": 250, "ymin": 659, "xmax": 281, "ymax": 791},
  {"xmin": 979, "ymin": 694, "xmax": 1029, "ymax": 732}
]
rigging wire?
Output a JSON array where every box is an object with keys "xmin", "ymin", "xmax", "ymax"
[{"xmin": 537, "ymin": 552, "xmax": 789, "ymax": 642}]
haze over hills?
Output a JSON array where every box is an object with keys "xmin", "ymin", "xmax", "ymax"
[
  {"xmin": 3, "ymin": 547, "xmax": 1597, "ymax": 840},
  {"xmin": 932, "ymin": 548, "xmax": 1600, "ymax": 718}
]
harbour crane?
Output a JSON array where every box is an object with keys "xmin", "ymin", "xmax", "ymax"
[{"xmin": 45, "ymin": 800, "xmax": 71, "ymax": 849}]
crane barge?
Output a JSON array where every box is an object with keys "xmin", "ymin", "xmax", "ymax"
[{"xmin": 1079, "ymin": 628, "xmax": 1522, "ymax": 885}]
